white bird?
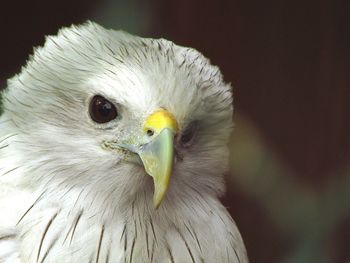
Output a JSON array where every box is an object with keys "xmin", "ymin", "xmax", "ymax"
[{"xmin": 0, "ymin": 22, "xmax": 248, "ymax": 263}]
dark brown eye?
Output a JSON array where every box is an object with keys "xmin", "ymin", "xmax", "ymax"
[
  {"xmin": 180, "ymin": 121, "xmax": 197, "ymax": 146},
  {"xmin": 89, "ymin": 95, "xmax": 118, "ymax": 123}
]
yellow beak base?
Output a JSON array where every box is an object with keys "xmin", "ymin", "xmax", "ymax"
[
  {"xmin": 107, "ymin": 109, "xmax": 178, "ymax": 208},
  {"xmin": 139, "ymin": 109, "xmax": 178, "ymax": 208}
]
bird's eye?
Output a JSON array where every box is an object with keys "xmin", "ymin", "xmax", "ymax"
[
  {"xmin": 180, "ymin": 121, "xmax": 197, "ymax": 146},
  {"xmin": 89, "ymin": 95, "xmax": 118, "ymax": 123}
]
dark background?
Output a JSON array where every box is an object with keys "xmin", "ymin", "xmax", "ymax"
[{"xmin": 1, "ymin": 0, "xmax": 349, "ymax": 262}]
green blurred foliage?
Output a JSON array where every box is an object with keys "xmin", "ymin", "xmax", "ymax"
[
  {"xmin": 230, "ymin": 115, "xmax": 350, "ymax": 263},
  {"xmin": 92, "ymin": 0, "xmax": 154, "ymax": 35}
]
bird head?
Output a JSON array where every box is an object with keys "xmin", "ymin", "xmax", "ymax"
[{"xmin": 1, "ymin": 22, "xmax": 233, "ymax": 211}]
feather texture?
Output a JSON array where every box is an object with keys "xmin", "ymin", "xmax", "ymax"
[{"xmin": 0, "ymin": 21, "xmax": 248, "ymax": 262}]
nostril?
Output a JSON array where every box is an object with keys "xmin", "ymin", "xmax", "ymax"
[{"xmin": 146, "ymin": 129, "xmax": 154, "ymax": 137}]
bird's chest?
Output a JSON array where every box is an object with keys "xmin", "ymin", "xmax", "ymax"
[
  {"xmin": 17, "ymin": 209, "xmax": 208, "ymax": 263},
  {"xmin": 12, "ymin": 190, "xmax": 244, "ymax": 263}
]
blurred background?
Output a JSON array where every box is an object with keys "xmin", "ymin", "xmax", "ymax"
[{"xmin": 0, "ymin": 0, "xmax": 349, "ymax": 262}]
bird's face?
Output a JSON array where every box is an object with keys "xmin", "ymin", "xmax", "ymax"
[{"xmin": 2, "ymin": 23, "xmax": 233, "ymax": 210}]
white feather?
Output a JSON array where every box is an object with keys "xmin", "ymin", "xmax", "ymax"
[{"xmin": 0, "ymin": 21, "xmax": 247, "ymax": 262}]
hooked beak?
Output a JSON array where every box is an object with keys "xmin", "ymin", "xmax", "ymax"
[
  {"xmin": 138, "ymin": 128, "xmax": 175, "ymax": 208},
  {"xmin": 112, "ymin": 109, "xmax": 178, "ymax": 208}
]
